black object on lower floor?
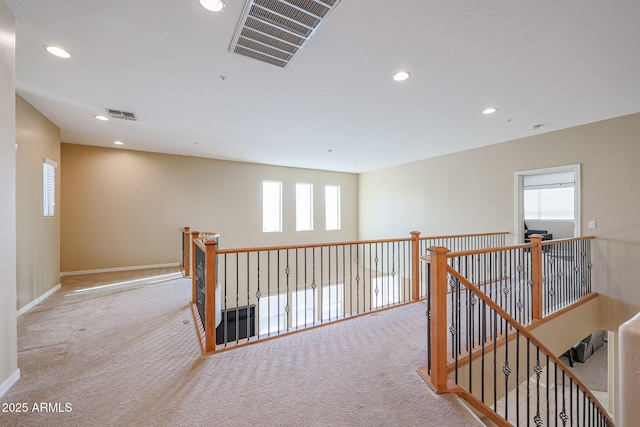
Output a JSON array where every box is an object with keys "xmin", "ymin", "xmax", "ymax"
[{"xmin": 216, "ymin": 305, "xmax": 256, "ymax": 345}]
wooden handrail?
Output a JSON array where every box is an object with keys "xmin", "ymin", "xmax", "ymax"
[
  {"xmin": 447, "ymin": 243, "xmax": 531, "ymax": 258},
  {"xmin": 419, "ymin": 231, "xmax": 510, "ymax": 240},
  {"xmin": 540, "ymin": 235, "xmax": 595, "ymax": 245},
  {"xmin": 215, "ymin": 231, "xmax": 509, "ymax": 255},
  {"xmin": 446, "ymin": 235, "xmax": 596, "ymax": 258},
  {"xmin": 446, "ymin": 267, "xmax": 614, "ymax": 426},
  {"xmin": 216, "ymin": 238, "xmax": 412, "ymax": 254},
  {"xmin": 185, "ymin": 231, "xmax": 509, "ymax": 357}
]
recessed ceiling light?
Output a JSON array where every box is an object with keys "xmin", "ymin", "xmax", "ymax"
[
  {"xmin": 482, "ymin": 107, "xmax": 497, "ymax": 115},
  {"xmin": 94, "ymin": 115, "xmax": 109, "ymax": 121},
  {"xmin": 113, "ymin": 141, "xmax": 124, "ymax": 145},
  {"xmin": 199, "ymin": 0, "xmax": 225, "ymax": 12},
  {"xmin": 45, "ymin": 46, "xmax": 71, "ymax": 59},
  {"xmin": 393, "ymin": 71, "xmax": 410, "ymax": 82}
]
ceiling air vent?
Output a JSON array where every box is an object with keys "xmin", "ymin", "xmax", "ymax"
[
  {"xmin": 229, "ymin": 0, "xmax": 342, "ymax": 68},
  {"xmin": 106, "ymin": 108, "xmax": 138, "ymax": 121}
]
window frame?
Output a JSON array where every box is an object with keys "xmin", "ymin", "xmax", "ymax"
[
  {"xmin": 371, "ymin": 275, "xmax": 401, "ymax": 309},
  {"xmin": 258, "ymin": 293, "xmax": 287, "ymax": 335},
  {"xmin": 262, "ymin": 180, "xmax": 283, "ymax": 233},
  {"xmin": 321, "ymin": 283, "xmax": 344, "ymax": 321},
  {"xmin": 324, "ymin": 184, "xmax": 341, "ymax": 231},
  {"xmin": 43, "ymin": 158, "xmax": 58, "ymax": 218},
  {"xmin": 295, "ymin": 183, "xmax": 314, "ymax": 232}
]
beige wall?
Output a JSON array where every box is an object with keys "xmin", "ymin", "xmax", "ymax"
[
  {"xmin": 16, "ymin": 95, "xmax": 61, "ymax": 310},
  {"xmin": 61, "ymin": 144, "xmax": 358, "ymax": 273},
  {"xmin": 0, "ymin": 0, "xmax": 18, "ymax": 395},
  {"xmin": 359, "ymin": 113, "xmax": 640, "ymax": 331}
]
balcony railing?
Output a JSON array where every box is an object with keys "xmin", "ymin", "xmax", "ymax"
[
  {"xmin": 179, "ymin": 227, "xmax": 219, "ymax": 277},
  {"xmin": 180, "ymin": 227, "xmax": 190, "ymax": 277},
  {"xmin": 186, "ymin": 230, "xmax": 506, "ymax": 354},
  {"xmin": 420, "ymin": 236, "xmax": 612, "ymax": 426}
]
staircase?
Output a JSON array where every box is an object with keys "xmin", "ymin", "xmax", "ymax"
[{"xmin": 419, "ymin": 236, "xmax": 614, "ymax": 426}]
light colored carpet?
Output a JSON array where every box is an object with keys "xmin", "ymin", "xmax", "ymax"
[
  {"xmin": 561, "ymin": 341, "xmax": 608, "ymax": 392},
  {"xmin": 1, "ymin": 270, "xmax": 482, "ymax": 426}
]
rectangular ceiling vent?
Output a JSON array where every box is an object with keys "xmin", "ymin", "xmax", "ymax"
[
  {"xmin": 229, "ymin": 0, "xmax": 342, "ymax": 68},
  {"xmin": 106, "ymin": 108, "xmax": 138, "ymax": 121}
]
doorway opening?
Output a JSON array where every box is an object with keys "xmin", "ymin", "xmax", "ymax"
[{"xmin": 514, "ymin": 164, "xmax": 581, "ymax": 243}]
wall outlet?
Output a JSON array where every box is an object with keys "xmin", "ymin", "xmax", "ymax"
[{"xmin": 588, "ymin": 220, "xmax": 597, "ymax": 229}]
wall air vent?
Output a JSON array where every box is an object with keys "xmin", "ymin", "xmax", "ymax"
[
  {"xmin": 229, "ymin": 0, "xmax": 342, "ymax": 68},
  {"xmin": 106, "ymin": 108, "xmax": 138, "ymax": 121}
]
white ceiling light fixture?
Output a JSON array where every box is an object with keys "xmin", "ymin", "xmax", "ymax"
[
  {"xmin": 199, "ymin": 0, "xmax": 226, "ymax": 12},
  {"xmin": 482, "ymin": 107, "xmax": 497, "ymax": 115},
  {"xmin": 113, "ymin": 141, "xmax": 124, "ymax": 145},
  {"xmin": 393, "ymin": 71, "xmax": 410, "ymax": 82},
  {"xmin": 94, "ymin": 115, "xmax": 109, "ymax": 121},
  {"xmin": 45, "ymin": 46, "xmax": 71, "ymax": 59}
]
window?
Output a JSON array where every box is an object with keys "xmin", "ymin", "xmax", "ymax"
[
  {"xmin": 325, "ymin": 185, "xmax": 341, "ymax": 230},
  {"xmin": 43, "ymin": 159, "xmax": 58, "ymax": 217},
  {"xmin": 524, "ymin": 188, "xmax": 574, "ymax": 220},
  {"xmin": 523, "ymin": 171, "xmax": 575, "ymax": 220},
  {"xmin": 296, "ymin": 183, "xmax": 313, "ymax": 231},
  {"xmin": 291, "ymin": 288, "xmax": 315, "ymax": 328},
  {"xmin": 371, "ymin": 275, "xmax": 400, "ymax": 309},
  {"xmin": 263, "ymin": 181, "xmax": 282, "ymax": 232},
  {"xmin": 258, "ymin": 293, "xmax": 286, "ymax": 335},
  {"xmin": 322, "ymin": 283, "xmax": 344, "ymax": 321}
]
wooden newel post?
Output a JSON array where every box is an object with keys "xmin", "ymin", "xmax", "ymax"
[
  {"xmin": 204, "ymin": 238, "xmax": 218, "ymax": 353},
  {"xmin": 529, "ymin": 235, "xmax": 543, "ymax": 321},
  {"xmin": 182, "ymin": 227, "xmax": 190, "ymax": 277},
  {"xmin": 427, "ymin": 245, "xmax": 450, "ymax": 393},
  {"xmin": 410, "ymin": 231, "xmax": 421, "ymax": 301},
  {"xmin": 191, "ymin": 231, "xmax": 199, "ymax": 304}
]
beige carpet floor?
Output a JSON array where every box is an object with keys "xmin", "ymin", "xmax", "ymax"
[
  {"xmin": 1, "ymin": 269, "xmax": 482, "ymax": 427},
  {"xmin": 561, "ymin": 342, "xmax": 608, "ymax": 392}
]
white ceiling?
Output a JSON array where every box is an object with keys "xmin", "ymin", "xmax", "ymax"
[{"xmin": 6, "ymin": 0, "xmax": 640, "ymax": 173}]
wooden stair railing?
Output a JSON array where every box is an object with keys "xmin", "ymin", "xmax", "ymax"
[{"xmin": 421, "ymin": 239, "xmax": 613, "ymax": 426}]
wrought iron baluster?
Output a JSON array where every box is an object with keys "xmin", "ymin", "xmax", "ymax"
[
  {"xmin": 355, "ymin": 244, "xmax": 360, "ymax": 315},
  {"xmin": 546, "ymin": 353, "xmax": 550, "ymax": 426},
  {"xmin": 256, "ymin": 251, "xmax": 261, "ymax": 338},
  {"xmin": 493, "ymin": 308, "xmax": 498, "ymax": 417},
  {"xmin": 327, "ymin": 246, "xmax": 331, "ymax": 322},
  {"xmin": 246, "ymin": 252, "xmax": 250, "ymax": 341},
  {"xmin": 480, "ymin": 299, "xmax": 486, "ymax": 403},
  {"xmin": 502, "ymin": 316, "xmax": 510, "ymax": 422},
  {"xmin": 515, "ymin": 329, "xmax": 520, "ymax": 425},
  {"xmin": 467, "ymin": 286, "xmax": 473, "ymax": 393},
  {"xmin": 570, "ymin": 374, "xmax": 576, "ymax": 426},
  {"xmin": 526, "ymin": 338, "xmax": 531, "ymax": 426}
]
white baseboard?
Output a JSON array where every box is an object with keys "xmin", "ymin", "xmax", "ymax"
[
  {"xmin": 17, "ymin": 283, "xmax": 61, "ymax": 316},
  {"xmin": 60, "ymin": 262, "xmax": 179, "ymax": 277},
  {"xmin": 0, "ymin": 369, "xmax": 20, "ymax": 398}
]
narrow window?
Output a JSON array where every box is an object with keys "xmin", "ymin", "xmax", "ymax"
[
  {"xmin": 291, "ymin": 288, "xmax": 315, "ymax": 328},
  {"xmin": 322, "ymin": 283, "xmax": 344, "ymax": 321},
  {"xmin": 43, "ymin": 159, "xmax": 58, "ymax": 217},
  {"xmin": 325, "ymin": 185, "xmax": 341, "ymax": 230},
  {"xmin": 263, "ymin": 180, "xmax": 282, "ymax": 232},
  {"xmin": 296, "ymin": 183, "xmax": 313, "ymax": 231},
  {"xmin": 371, "ymin": 276, "xmax": 400, "ymax": 309},
  {"xmin": 258, "ymin": 293, "xmax": 286, "ymax": 335}
]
